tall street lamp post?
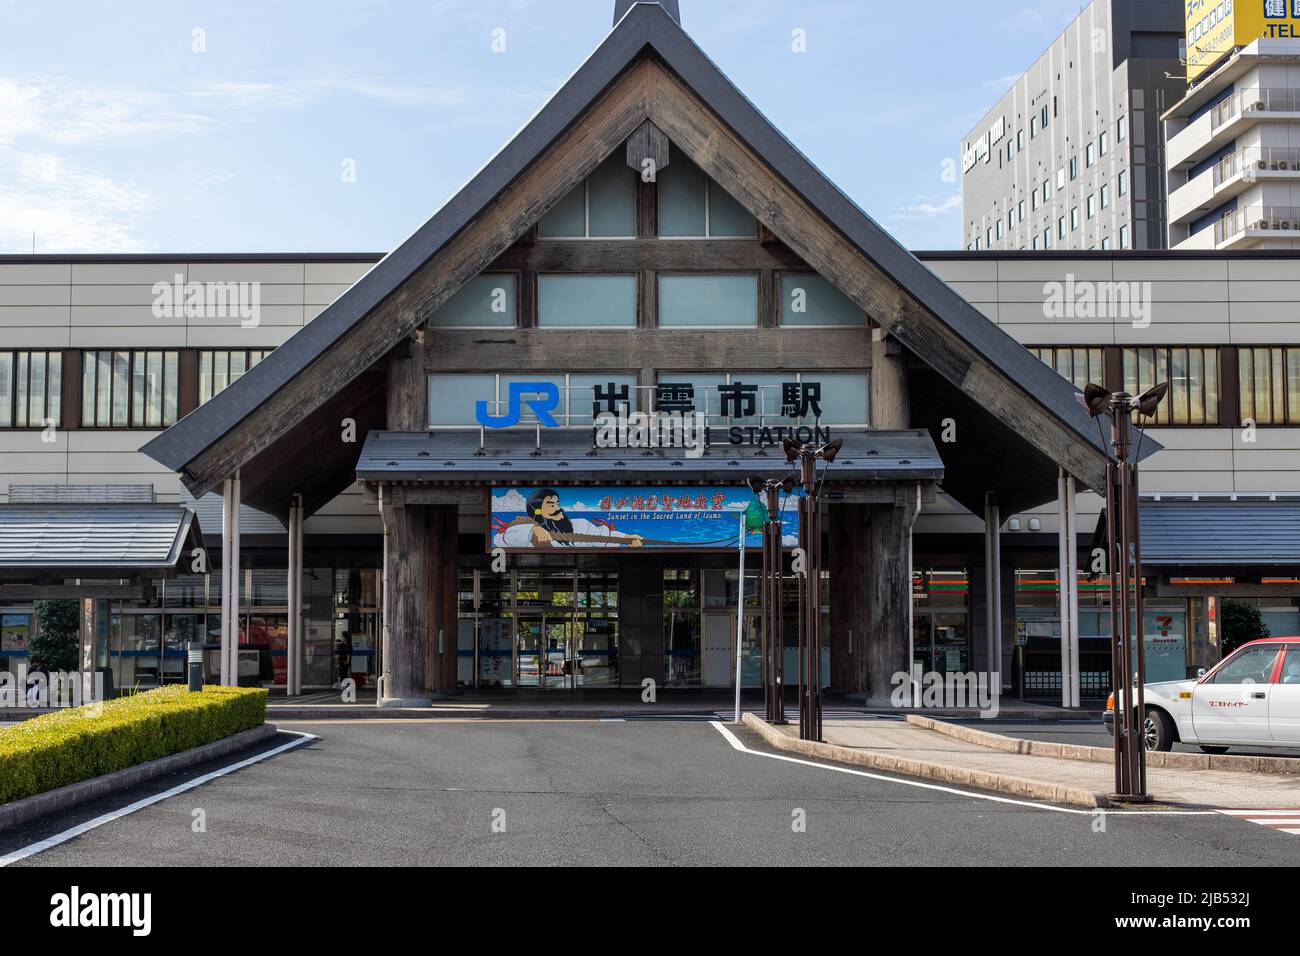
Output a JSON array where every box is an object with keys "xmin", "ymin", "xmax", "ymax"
[
  {"xmin": 747, "ymin": 475, "xmax": 795, "ymax": 724},
  {"xmin": 782, "ymin": 436, "xmax": 843, "ymax": 743},
  {"xmin": 1082, "ymin": 381, "xmax": 1167, "ymax": 803}
]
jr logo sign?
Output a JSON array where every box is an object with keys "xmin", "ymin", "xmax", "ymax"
[{"xmin": 475, "ymin": 382, "xmax": 561, "ymax": 428}]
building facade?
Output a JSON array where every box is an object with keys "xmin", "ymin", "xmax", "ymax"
[
  {"xmin": 2, "ymin": 3, "xmax": 1298, "ymax": 707},
  {"xmin": 1166, "ymin": 31, "xmax": 1300, "ymax": 250},
  {"xmin": 961, "ymin": 0, "xmax": 1186, "ymax": 252}
]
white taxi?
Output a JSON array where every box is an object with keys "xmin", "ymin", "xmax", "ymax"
[{"xmin": 1104, "ymin": 636, "xmax": 1300, "ymax": 753}]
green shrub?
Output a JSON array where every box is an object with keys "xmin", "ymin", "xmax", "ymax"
[{"xmin": 0, "ymin": 685, "xmax": 267, "ymax": 805}]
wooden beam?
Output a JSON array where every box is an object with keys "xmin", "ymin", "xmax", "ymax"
[
  {"xmin": 488, "ymin": 238, "xmax": 807, "ymax": 272},
  {"xmin": 625, "ymin": 118, "xmax": 671, "ymax": 174},
  {"xmin": 643, "ymin": 60, "xmax": 1108, "ymax": 490},
  {"xmin": 426, "ymin": 327, "xmax": 871, "ymax": 372},
  {"xmin": 177, "ymin": 60, "xmax": 658, "ymax": 498}
]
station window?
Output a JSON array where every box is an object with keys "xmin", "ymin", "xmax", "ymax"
[
  {"xmin": 199, "ymin": 349, "xmax": 272, "ymax": 404},
  {"xmin": 81, "ymin": 350, "xmax": 178, "ymax": 428},
  {"xmin": 430, "ymin": 274, "xmax": 517, "ymax": 328},
  {"xmin": 657, "ymin": 155, "xmax": 756, "ymax": 238},
  {"xmin": 538, "ymin": 274, "xmax": 636, "ymax": 327},
  {"xmin": 1028, "ymin": 347, "xmax": 1103, "ymax": 391},
  {"xmin": 538, "ymin": 154, "xmax": 637, "ymax": 239},
  {"xmin": 0, "ymin": 350, "xmax": 61, "ymax": 428},
  {"xmin": 779, "ymin": 274, "xmax": 865, "ymax": 327},
  {"xmin": 1122, "ymin": 347, "xmax": 1221, "ymax": 426},
  {"xmin": 1239, "ymin": 347, "xmax": 1300, "ymax": 425},
  {"xmin": 658, "ymin": 274, "xmax": 757, "ymax": 327}
]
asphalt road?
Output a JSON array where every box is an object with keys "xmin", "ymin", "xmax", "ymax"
[
  {"xmin": 3, "ymin": 718, "xmax": 1299, "ymax": 866},
  {"xmin": 952, "ymin": 719, "xmax": 1300, "ymax": 759}
]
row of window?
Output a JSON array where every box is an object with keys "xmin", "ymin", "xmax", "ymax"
[
  {"xmin": 1030, "ymin": 345, "xmax": 1300, "ymax": 427},
  {"xmin": 430, "ymin": 272, "xmax": 865, "ymax": 329},
  {"xmin": 536, "ymin": 154, "xmax": 756, "ymax": 240},
  {"xmin": 429, "ymin": 371, "xmax": 871, "ymax": 428},
  {"xmin": 975, "ymin": 115, "xmax": 1129, "ymax": 251},
  {"xmin": 0, "ymin": 349, "xmax": 269, "ymax": 429}
]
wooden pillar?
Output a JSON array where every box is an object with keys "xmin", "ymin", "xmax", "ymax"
[
  {"xmin": 829, "ymin": 503, "xmax": 869, "ymax": 694},
  {"xmin": 864, "ymin": 502, "xmax": 910, "ymax": 705},
  {"xmin": 871, "ymin": 329, "xmax": 910, "ymax": 429},
  {"xmin": 427, "ymin": 503, "xmax": 459, "ymax": 696},
  {"xmin": 382, "ymin": 494, "xmax": 432, "ymax": 706}
]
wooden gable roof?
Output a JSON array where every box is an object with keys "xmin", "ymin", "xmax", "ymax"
[{"xmin": 142, "ymin": 3, "xmax": 1127, "ymax": 517}]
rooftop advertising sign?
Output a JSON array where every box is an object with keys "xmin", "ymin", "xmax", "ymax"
[
  {"xmin": 1186, "ymin": 0, "xmax": 1300, "ymax": 82},
  {"xmin": 488, "ymin": 486, "xmax": 800, "ymax": 553}
]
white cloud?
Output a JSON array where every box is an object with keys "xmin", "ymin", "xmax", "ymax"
[
  {"xmin": 0, "ymin": 150, "xmax": 150, "ymax": 252},
  {"xmin": 891, "ymin": 193, "xmax": 962, "ymax": 222}
]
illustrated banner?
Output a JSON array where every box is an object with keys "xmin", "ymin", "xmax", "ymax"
[{"xmin": 489, "ymin": 486, "xmax": 800, "ymax": 552}]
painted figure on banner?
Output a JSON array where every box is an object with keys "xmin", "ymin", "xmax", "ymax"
[{"xmin": 493, "ymin": 489, "xmax": 645, "ymax": 549}]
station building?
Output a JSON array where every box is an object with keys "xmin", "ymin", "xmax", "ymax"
[{"xmin": 1, "ymin": 2, "xmax": 1297, "ymax": 706}]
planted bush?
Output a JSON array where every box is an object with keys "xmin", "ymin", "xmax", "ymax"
[{"xmin": 0, "ymin": 685, "xmax": 267, "ymax": 805}]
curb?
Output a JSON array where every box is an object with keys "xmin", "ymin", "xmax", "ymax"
[
  {"xmin": 740, "ymin": 712, "xmax": 1111, "ymax": 808},
  {"xmin": 908, "ymin": 715, "xmax": 1300, "ymax": 775},
  {"xmin": 0, "ymin": 724, "xmax": 279, "ymax": 831}
]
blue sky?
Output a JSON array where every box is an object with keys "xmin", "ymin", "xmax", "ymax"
[{"xmin": 0, "ymin": 0, "xmax": 1090, "ymax": 254}]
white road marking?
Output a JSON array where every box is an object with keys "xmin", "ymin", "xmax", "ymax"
[
  {"xmin": 710, "ymin": 721, "xmax": 1216, "ymax": 817},
  {"xmin": 0, "ymin": 731, "xmax": 318, "ymax": 867},
  {"xmin": 1217, "ymin": 809, "xmax": 1300, "ymax": 836}
]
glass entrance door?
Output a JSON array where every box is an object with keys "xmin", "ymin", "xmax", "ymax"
[
  {"xmin": 913, "ymin": 611, "xmax": 970, "ymax": 675},
  {"xmin": 516, "ymin": 613, "xmax": 575, "ymax": 690}
]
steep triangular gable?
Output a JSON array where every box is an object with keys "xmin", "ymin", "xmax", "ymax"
[{"xmin": 143, "ymin": 3, "xmax": 1118, "ymax": 500}]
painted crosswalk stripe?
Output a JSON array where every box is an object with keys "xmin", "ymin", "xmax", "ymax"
[{"xmin": 1218, "ymin": 809, "xmax": 1300, "ymax": 836}]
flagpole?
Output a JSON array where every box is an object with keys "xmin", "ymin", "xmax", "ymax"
[{"xmin": 734, "ymin": 514, "xmax": 745, "ymax": 723}]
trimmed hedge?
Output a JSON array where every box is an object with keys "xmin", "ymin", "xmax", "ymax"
[{"xmin": 0, "ymin": 685, "xmax": 267, "ymax": 805}]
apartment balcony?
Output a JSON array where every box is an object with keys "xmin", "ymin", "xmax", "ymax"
[
  {"xmin": 1168, "ymin": 88, "xmax": 1300, "ymax": 170},
  {"xmin": 1169, "ymin": 146, "xmax": 1300, "ymax": 228},
  {"xmin": 1211, "ymin": 205, "xmax": 1300, "ymax": 249}
]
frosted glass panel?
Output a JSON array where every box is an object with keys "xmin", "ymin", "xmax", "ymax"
[
  {"xmin": 658, "ymin": 159, "xmax": 707, "ymax": 237},
  {"xmin": 804, "ymin": 372, "xmax": 870, "ymax": 425},
  {"xmin": 781, "ymin": 274, "xmax": 865, "ymax": 327},
  {"xmin": 429, "ymin": 373, "xmax": 498, "ymax": 426},
  {"xmin": 539, "ymin": 275, "xmax": 636, "ymax": 327},
  {"xmin": 538, "ymin": 185, "xmax": 586, "ymax": 238},
  {"xmin": 658, "ymin": 275, "xmax": 757, "ymax": 327},
  {"xmin": 431, "ymin": 274, "xmax": 516, "ymax": 328},
  {"xmin": 708, "ymin": 184, "xmax": 756, "ymax": 237},
  {"xmin": 587, "ymin": 156, "xmax": 636, "ymax": 237}
]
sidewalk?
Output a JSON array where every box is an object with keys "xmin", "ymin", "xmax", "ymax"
[{"xmin": 745, "ymin": 714, "xmax": 1300, "ymax": 809}]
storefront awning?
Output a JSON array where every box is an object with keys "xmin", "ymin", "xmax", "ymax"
[
  {"xmin": 0, "ymin": 504, "xmax": 202, "ymax": 570},
  {"xmin": 1093, "ymin": 499, "xmax": 1300, "ymax": 569},
  {"xmin": 356, "ymin": 429, "xmax": 944, "ymax": 486}
]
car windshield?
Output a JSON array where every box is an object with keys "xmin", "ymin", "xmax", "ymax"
[{"xmin": 1208, "ymin": 644, "xmax": 1282, "ymax": 685}]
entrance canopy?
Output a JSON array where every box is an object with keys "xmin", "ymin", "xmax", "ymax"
[
  {"xmin": 0, "ymin": 503, "xmax": 201, "ymax": 571},
  {"xmin": 357, "ymin": 429, "xmax": 943, "ymax": 492},
  {"xmin": 1093, "ymin": 498, "xmax": 1300, "ymax": 574}
]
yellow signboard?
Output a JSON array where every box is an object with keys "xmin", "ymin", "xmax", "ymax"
[{"xmin": 1186, "ymin": 0, "xmax": 1300, "ymax": 82}]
